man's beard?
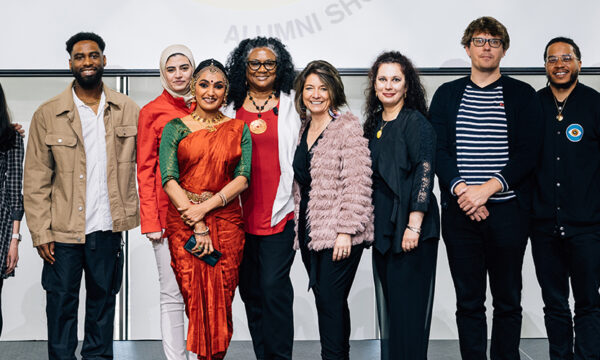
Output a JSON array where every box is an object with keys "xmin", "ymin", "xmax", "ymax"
[
  {"xmin": 548, "ymin": 69, "xmax": 579, "ymax": 89},
  {"xmin": 72, "ymin": 67, "xmax": 104, "ymax": 89}
]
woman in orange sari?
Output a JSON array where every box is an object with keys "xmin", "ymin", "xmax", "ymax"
[{"xmin": 159, "ymin": 59, "xmax": 251, "ymax": 360}]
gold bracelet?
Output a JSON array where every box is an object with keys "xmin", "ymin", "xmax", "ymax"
[
  {"xmin": 194, "ymin": 226, "xmax": 210, "ymax": 236},
  {"xmin": 217, "ymin": 191, "xmax": 227, "ymax": 206},
  {"xmin": 406, "ymin": 225, "xmax": 421, "ymax": 235}
]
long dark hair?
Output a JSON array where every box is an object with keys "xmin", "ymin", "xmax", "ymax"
[
  {"xmin": 225, "ymin": 37, "xmax": 296, "ymax": 110},
  {"xmin": 363, "ymin": 51, "xmax": 428, "ymax": 139},
  {"xmin": 0, "ymin": 83, "xmax": 16, "ymax": 152}
]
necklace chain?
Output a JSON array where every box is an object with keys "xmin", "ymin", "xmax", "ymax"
[
  {"xmin": 376, "ymin": 120, "xmax": 391, "ymax": 139},
  {"xmin": 74, "ymin": 83, "xmax": 101, "ymax": 106},
  {"xmin": 248, "ymin": 90, "xmax": 275, "ymax": 119},
  {"xmin": 553, "ymin": 93, "xmax": 570, "ymax": 122}
]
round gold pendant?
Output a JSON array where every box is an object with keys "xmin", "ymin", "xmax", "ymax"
[
  {"xmin": 376, "ymin": 129, "xmax": 382, "ymax": 139},
  {"xmin": 249, "ymin": 119, "xmax": 267, "ymax": 134},
  {"xmin": 556, "ymin": 114, "xmax": 563, "ymax": 121}
]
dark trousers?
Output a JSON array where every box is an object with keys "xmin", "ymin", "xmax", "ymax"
[
  {"xmin": 299, "ymin": 244, "xmax": 363, "ymax": 360},
  {"xmin": 531, "ymin": 230, "xmax": 600, "ymax": 360},
  {"xmin": 239, "ymin": 220, "xmax": 295, "ymax": 360},
  {"xmin": 442, "ymin": 199, "xmax": 528, "ymax": 360},
  {"xmin": 42, "ymin": 231, "xmax": 123, "ymax": 360},
  {"xmin": 0, "ymin": 277, "xmax": 3, "ymax": 337},
  {"xmin": 373, "ymin": 239, "xmax": 439, "ymax": 360}
]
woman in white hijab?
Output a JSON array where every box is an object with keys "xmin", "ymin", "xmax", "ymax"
[{"xmin": 136, "ymin": 44, "xmax": 195, "ymax": 360}]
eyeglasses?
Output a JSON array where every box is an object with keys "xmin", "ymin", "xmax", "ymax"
[
  {"xmin": 247, "ymin": 60, "xmax": 277, "ymax": 71},
  {"xmin": 471, "ymin": 37, "xmax": 503, "ymax": 48},
  {"xmin": 546, "ymin": 54, "xmax": 577, "ymax": 64}
]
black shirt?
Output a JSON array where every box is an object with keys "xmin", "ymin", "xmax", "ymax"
[
  {"xmin": 292, "ymin": 120, "xmax": 329, "ymax": 289},
  {"xmin": 533, "ymin": 82, "xmax": 600, "ymax": 236},
  {"xmin": 369, "ymin": 109, "xmax": 440, "ymax": 254},
  {"xmin": 369, "ymin": 114, "xmax": 397, "ymax": 254}
]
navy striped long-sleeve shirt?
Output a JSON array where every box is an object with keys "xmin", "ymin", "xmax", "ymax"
[{"xmin": 451, "ymin": 81, "xmax": 515, "ymax": 202}]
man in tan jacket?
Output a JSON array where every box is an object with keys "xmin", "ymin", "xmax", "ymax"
[{"xmin": 24, "ymin": 32, "xmax": 139, "ymax": 360}]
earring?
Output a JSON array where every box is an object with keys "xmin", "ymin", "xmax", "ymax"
[
  {"xmin": 328, "ymin": 107, "xmax": 339, "ymax": 118},
  {"xmin": 190, "ymin": 78, "xmax": 196, "ymax": 97},
  {"xmin": 223, "ymin": 88, "xmax": 229, "ymax": 105}
]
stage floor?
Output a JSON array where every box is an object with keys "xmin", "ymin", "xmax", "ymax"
[{"xmin": 0, "ymin": 339, "xmax": 550, "ymax": 359}]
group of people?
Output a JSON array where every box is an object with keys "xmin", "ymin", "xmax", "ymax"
[{"xmin": 0, "ymin": 14, "xmax": 597, "ymax": 360}]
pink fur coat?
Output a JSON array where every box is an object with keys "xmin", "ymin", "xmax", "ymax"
[{"xmin": 293, "ymin": 112, "xmax": 374, "ymax": 251}]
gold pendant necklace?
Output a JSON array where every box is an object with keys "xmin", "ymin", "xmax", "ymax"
[
  {"xmin": 190, "ymin": 111, "xmax": 224, "ymax": 132},
  {"xmin": 376, "ymin": 120, "xmax": 390, "ymax": 139},
  {"xmin": 553, "ymin": 94, "xmax": 569, "ymax": 122}
]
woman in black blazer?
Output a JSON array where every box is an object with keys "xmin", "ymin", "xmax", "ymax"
[{"xmin": 364, "ymin": 51, "xmax": 440, "ymax": 360}]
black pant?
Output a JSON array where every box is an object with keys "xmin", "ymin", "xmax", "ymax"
[
  {"xmin": 373, "ymin": 239, "xmax": 439, "ymax": 360},
  {"xmin": 42, "ymin": 231, "xmax": 123, "ymax": 360},
  {"xmin": 300, "ymin": 244, "xmax": 363, "ymax": 360},
  {"xmin": 239, "ymin": 220, "xmax": 295, "ymax": 360},
  {"xmin": 0, "ymin": 277, "xmax": 3, "ymax": 337},
  {"xmin": 531, "ymin": 230, "xmax": 600, "ymax": 360},
  {"xmin": 442, "ymin": 199, "xmax": 528, "ymax": 360}
]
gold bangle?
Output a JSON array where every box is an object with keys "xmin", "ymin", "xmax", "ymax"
[
  {"xmin": 194, "ymin": 226, "xmax": 210, "ymax": 236},
  {"xmin": 217, "ymin": 191, "xmax": 227, "ymax": 206},
  {"xmin": 406, "ymin": 225, "xmax": 421, "ymax": 235}
]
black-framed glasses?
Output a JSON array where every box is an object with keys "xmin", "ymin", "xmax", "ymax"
[
  {"xmin": 471, "ymin": 37, "xmax": 503, "ymax": 48},
  {"xmin": 247, "ymin": 60, "xmax": 277, "ymax": 71},
  {"xmin": 546, "ymin": 54, "xmax": 577, "ymax": 64}
]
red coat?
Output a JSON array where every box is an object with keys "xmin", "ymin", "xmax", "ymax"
[{"xmin": 136, "ymin": 90, "xmax": 194, "ymax": 234}]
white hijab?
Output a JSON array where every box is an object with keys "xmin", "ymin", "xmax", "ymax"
[{"xmin": 159, "ymin": 44, "xmax": 196, "ymax": 106}]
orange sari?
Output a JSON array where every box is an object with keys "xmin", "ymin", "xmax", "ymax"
[{"xmin": 165, "ymin": 119, "xmax": 246, "ymax": 360}]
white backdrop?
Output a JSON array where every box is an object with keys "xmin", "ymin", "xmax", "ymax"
[{"xmin": 1, "ymin": 0, "xmax": 600, "ymax": 69}]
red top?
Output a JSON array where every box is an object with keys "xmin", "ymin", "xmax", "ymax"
[
  {"xmin": 237, "ymin": 104, "xmax": 293, "ymax": 235},
  {"xmin": 136, "ymin": 90, "xmax": 195, "ymax": 234}
]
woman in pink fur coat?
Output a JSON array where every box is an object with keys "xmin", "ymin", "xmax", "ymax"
[{"xmin": 291, "ymin": 60, "xmax": 374, "ymax": 360}]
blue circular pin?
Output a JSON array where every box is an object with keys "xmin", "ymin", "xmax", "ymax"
[{"xmin": 566, "ymin": 124, "xmax": 583, "ymax": 142}]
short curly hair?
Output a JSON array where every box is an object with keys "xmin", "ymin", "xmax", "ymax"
[
  {"xmin": 461, "ymin": 16, "xmax": 510, "ymax": 51},
  {"xmin": 225, "ymin": 37, "xmax": 296, "ymax": 110},
  {"xmin": 66, "ymin": 32, "xmax": 106, "ymax": 55}
]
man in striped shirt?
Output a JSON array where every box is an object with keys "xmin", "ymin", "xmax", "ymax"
[{"xmin": 429, "ymin": 17, "xmax": 543, "ymax": 360}]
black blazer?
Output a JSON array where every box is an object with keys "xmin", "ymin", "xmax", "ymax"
[
  {"xmin": 372, "ymin": 109, "xmax": 440, "ymax": 253},
  {"xmin": 428, "ymin": 75, "xmax": 543, "ymax": 210}
]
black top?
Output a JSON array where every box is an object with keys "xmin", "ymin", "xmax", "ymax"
[
  {"xmin": 429, "ymin": 75, "xmax": 543, "ymax": 210},
  {"xmin": 369, "ymin": 109, "xmax": 440, "ymax": 254},
  {"xmin": 533, "ymin": 82, "xmax": 600, "ymax": 236},
  {"xmin": 293, "ymin": 121, "xmax": 327, "ymax": 289},
  {"xmin": 370, "ymin": 115, "xmax": 398, "ymax": 254},
  {"xmin": 293, "ymin": 125, "xmax": 313, "ymax": 191}
]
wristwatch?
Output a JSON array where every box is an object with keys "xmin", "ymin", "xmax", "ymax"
[{"xmin": 11, "ymin": 234, "xmax": 21, "ymax": 241}]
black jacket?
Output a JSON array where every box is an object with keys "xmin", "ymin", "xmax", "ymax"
[
  {"xmin": 428, "ymin": 75, "xmax": 543, "ymax": 210},
  {"xmin": 371, "ymin": 109, "xmax": 440, "ymax": 253}
]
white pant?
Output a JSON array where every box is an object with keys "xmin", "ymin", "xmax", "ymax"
[{"xmin": 153, "ymin": 238, "xmax": 187, "ymax": 360}]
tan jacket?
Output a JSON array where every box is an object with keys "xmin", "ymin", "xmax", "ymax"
[{"xmin": 24, "ymin": 82, "xmax": 140, "ymax": 246}]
